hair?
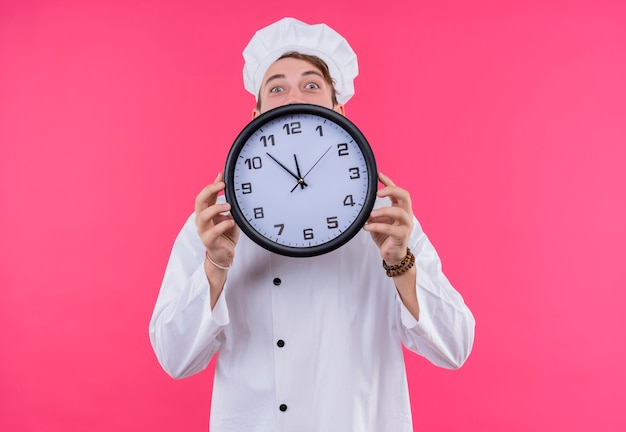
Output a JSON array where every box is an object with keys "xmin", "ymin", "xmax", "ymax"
[{"xmin": 256, "ymin": 51, "xmax": 339, "ymax": 110}]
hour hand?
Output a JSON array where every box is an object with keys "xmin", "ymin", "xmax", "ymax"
[
  {"xmin": 266, "ymin": 152, "xmax": 308, "ymax": 187},
  {"xmin": 293, "ymin": 154, "xmax": 306, "ymax": 190}
]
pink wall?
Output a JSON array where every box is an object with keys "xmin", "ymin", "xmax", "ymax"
[{"xmin": 1, "ymin": 0, "xmax": 625, "ymax": 430}]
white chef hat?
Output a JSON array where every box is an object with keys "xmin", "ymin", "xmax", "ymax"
[{"xmin": 243, "ymin": 17, "xmax": 359, "ymax": 104}]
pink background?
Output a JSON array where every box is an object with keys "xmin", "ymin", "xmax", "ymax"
[{"xmin": 1, "ymin": 0, "xmax": 625, "ymax": 430}]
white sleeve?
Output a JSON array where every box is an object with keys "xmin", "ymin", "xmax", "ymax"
[
  {"xmin": 148, "ymin": 214, "xmax": 230, "ymax": 378},
  {"xmin": 397, "ymin": 216, "xmax": 476, "ymax": 369}
]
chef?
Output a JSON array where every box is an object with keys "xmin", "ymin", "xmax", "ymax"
[{"xmin": 149, "ymin": 17, "xmax": 475, "ymax": 432}]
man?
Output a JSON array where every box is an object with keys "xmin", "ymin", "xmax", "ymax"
[{"xmin": 150, "ymin": 17, "xmax": 475, "ymax": 431}]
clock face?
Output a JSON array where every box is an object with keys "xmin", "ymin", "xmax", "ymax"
[{"xmin": 224, "ymin": 104, "xmax": 377, "ymax": 257}]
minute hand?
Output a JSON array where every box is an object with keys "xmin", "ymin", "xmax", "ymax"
[
  {"xmin": 302, "ymin": 145, "xmax": 333, "ymax": 179},
  {"xmin": 266, "ymin": 152, "xmax": 309, "ymax": 187}
]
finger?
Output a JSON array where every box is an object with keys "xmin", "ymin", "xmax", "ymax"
[
  {"xmin": 369, "ymin": 206, "xmax": 413, "ymax": 227},
  {"xmin": 376, "ymin": 188, "xmax": 413, "ymax": 213},
  {"xmin": 377, "ymin": 182, "xmax": 410, "ymax": 200},
  {"xmin": 195, "ymin": 173, "xmax": 225, "ymax": 214},
  {"xmin": 201, "ymin": 218, "xmax": 238, "ymax": 249},
  {"xmin": 363, "ymin": 221, "xmax": 408, "ymax": 241},
  {"xmin": 196, "ymin": 202, "xmax": 231, "ymax": 232},
  {"xmin": 377, "ymin": 174, "xmax": 411, "ymax": 203},
  {"xmin": 378, "ymin": 172, "xmax": 397, "ymax": 187}
]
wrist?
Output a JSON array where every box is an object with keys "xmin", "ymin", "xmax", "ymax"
[
  {"xmin": 205, "ymin": 251, "xmax": 232, "ymax": 271},
  {"xmin": 204, "ymin": 255, "xmax": 229, "ymax": 310},
  {"xmin": 382, "ymin": 248, "xmax": 415, "ymax": 278}
]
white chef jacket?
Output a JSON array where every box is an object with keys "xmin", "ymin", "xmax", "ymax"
[{"xmin": 149, "ymin": 197, "xmax": 475, "ymax": 431}]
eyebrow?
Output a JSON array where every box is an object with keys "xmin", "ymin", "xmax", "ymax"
[{"xmin": 263, "ymin": 70, "xmax": 325, "ymax": 88}]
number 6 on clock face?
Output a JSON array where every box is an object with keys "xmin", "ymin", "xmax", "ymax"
[{"xmin": 224, "ymin": 104, "xmax": 378, "ymax": 257}]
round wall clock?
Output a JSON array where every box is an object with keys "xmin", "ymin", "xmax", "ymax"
[{"xmin": 224, "ymin": 104, "xmax": 377, "ymax": 257}]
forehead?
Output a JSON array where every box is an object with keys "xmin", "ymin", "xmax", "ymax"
[{"xmin": 262, "ymin": 57, "xmax": 324, "ymax": 80}]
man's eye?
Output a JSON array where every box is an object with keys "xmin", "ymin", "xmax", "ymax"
[
  {"xmin": 270, "ymin": 87, "xmax": 284, "ymax": 93},
  {"xmin": 305, "ymin": 82, "xmax": 320, "ymax": 89}
]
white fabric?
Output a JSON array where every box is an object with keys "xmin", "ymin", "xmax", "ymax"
[
  {"xmin": 243, "ymin": 17, "xmax": 359, "ymax": 104},
  {"xmin": 149, "ymin": 197, "xmax": 475, "ymax": 431}
]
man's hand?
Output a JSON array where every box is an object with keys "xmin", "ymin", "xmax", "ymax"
[
  {"xmin": 364, "ymin": 172, "xmax": 419, "ymax": 320},
  {"xmin": 363, "ymin": 173, "xmax": 414, "ymax": 265},
  {"xmin": 195, "ymin": 173, "xmax": 240, "ymax": 306}
]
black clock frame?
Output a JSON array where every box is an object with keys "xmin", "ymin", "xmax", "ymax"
[{"xmin": 224, "ymin": 104, "xmax": 378, "ymax": 257}]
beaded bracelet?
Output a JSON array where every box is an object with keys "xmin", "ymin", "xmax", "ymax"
[
  {"xmin": 205, "ymin": 251, "xmax": 232, "ymax": 271},
  {"xmin": 382, "ymin": 248, "xmax": 415, "ymax": 277}
]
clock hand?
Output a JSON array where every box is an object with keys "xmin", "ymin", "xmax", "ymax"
[
  {"xmin": 290, "ymin": 178, "xmax": 305, "ymax": 193},
  {"xmin": 266, "ymin": 152, "xmax": 309, "ymax": 187},
  {"xmin": 302, "ymin": 145, "xmax": 333, "ymax": 180},
  {"xmin": 290, "ymin": 146, "xmax": 333, "ymax": 193},
  {"xmin": 293, "ymin": 154, "xmax": 306, "ymax": 190}
]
